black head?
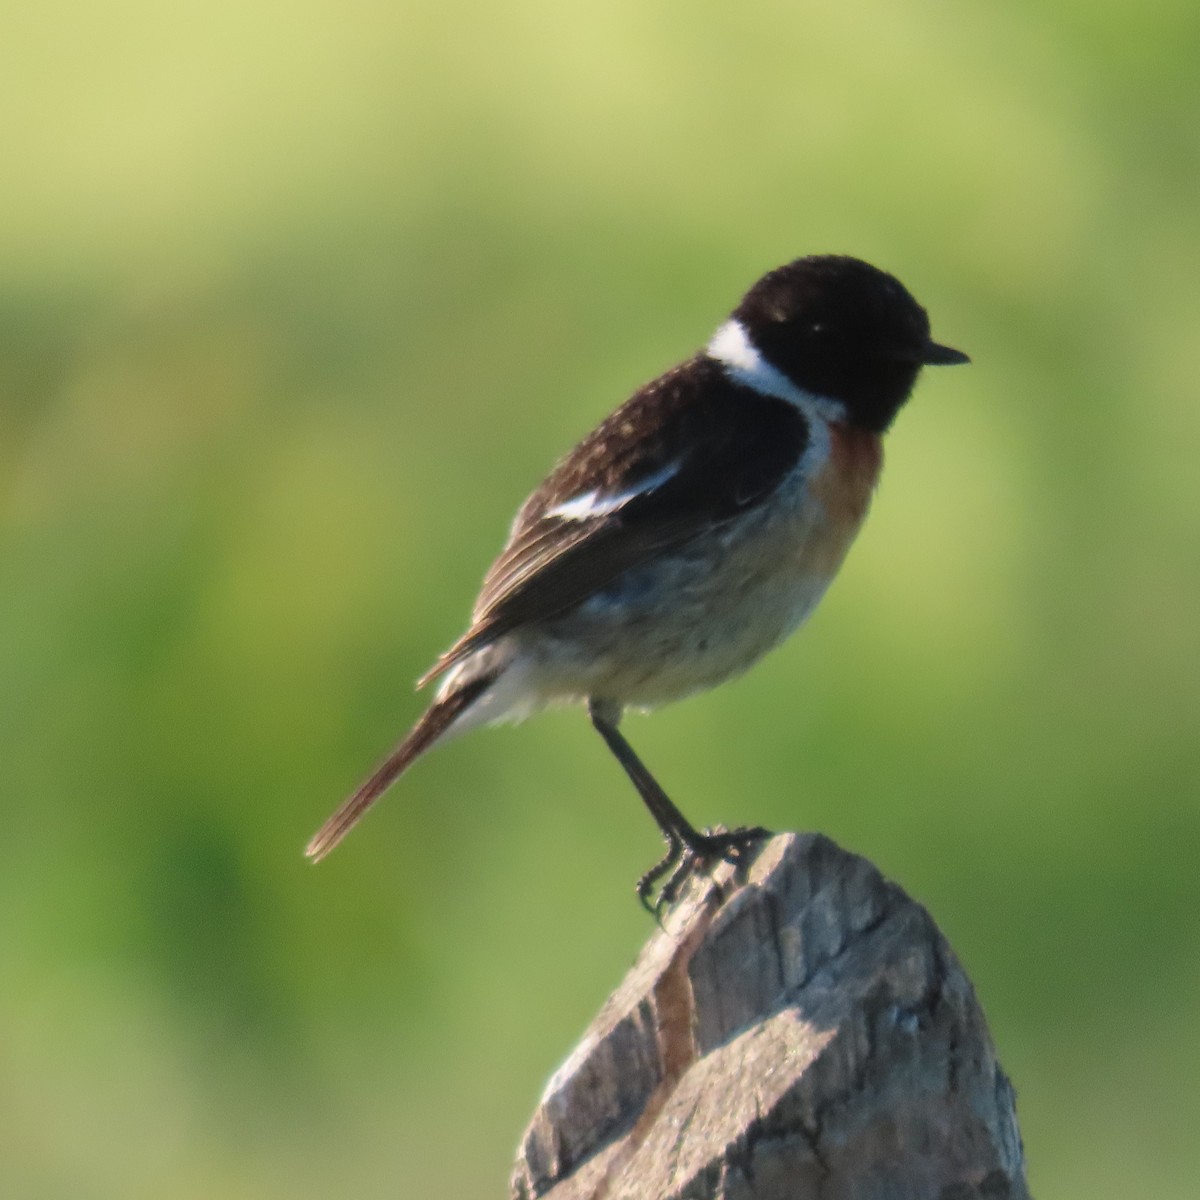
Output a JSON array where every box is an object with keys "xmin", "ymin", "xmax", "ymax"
[{"xmin": 732, "ymin": 255, "xmax": 968, "ymax": 433}]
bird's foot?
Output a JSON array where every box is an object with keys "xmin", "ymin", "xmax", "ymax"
[
  {"xmin": 689, "ymin": 823, "xmax": 773, "ymax": 865},
  {"xmin": 636, "ymin": 835, "xmax": 685, "ymax": 922},
  {"xmin": 638, "ymin": 824, "xmax": 772, "ymax": 919}
]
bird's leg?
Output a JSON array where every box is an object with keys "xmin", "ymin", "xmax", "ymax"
[
  {"xmin": 587, "ymin": 698, "xmax": 691, "ymax": 911},
  {"xmin": 587, "ymin": 700, "xmax": 705, "ymax": 844},
  {"xmin": 587, "ymin": 698, "xmax": 771, "ymax": 912}
]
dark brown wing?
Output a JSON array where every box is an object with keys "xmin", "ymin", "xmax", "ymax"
[{"xmin": 418, "ymin": 357, "xmax": 809, "ymax": 686}]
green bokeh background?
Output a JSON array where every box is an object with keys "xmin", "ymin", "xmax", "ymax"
[{"xmin": 3, "ymin": 2, "xmax": 1198, "ymax": 1196}]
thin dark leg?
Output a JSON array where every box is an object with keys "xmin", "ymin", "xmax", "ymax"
[
  {"xmin": 588, "ymin": 698, "xmax": 691, "ymax": 910},
  {"xmin": 587, "ymin": 699, "xmax": 705, "ymax": 845},
  {"xmin": 587, "ymin": 698, "xmax": 772, "ymax": 912}
]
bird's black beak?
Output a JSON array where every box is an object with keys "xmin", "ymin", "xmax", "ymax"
[{"xmin": 923, "ymin": 340, "xmax": 970, "ymax": 366}]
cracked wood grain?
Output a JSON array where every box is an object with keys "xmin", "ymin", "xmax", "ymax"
[{"xmin": 511, "ymin": 833, "xmax": 1029, "ymax": 1200}]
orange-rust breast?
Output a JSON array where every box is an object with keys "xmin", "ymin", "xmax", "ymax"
[{"xmin": 804, "ymin": 423, "xmax": 884, "ymax": 572}]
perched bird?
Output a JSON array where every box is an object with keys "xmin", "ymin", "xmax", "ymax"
[{"xmin": 306, "ymin": 254, "xmax": 968, "ymax": 908}]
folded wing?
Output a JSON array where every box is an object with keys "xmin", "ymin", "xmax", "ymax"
[{"xmin": 420, "ymin": 358, "xmax": 810, "ymax": 686}]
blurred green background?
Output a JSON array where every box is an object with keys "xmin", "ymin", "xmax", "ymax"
[{"xmin": 2, "ymin": 1, "xmax": 1198, "ymax": 1196}]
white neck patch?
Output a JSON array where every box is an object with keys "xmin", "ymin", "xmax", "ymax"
[{"xmin": 706, "ymin": 319, "xmax": 846, "ymax": 423}]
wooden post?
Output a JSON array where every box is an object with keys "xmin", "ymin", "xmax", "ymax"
[{"xmin": 512, "ymin": 832, "xmax": 1029, "ymax": 1200}]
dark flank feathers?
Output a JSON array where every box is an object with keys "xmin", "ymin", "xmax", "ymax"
[{"xmin": 419, "ymin": 359, "xmax": 809, "ymax": 686}]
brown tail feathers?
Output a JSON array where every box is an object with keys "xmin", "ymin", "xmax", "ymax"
[{"xmin": 305, "ymin": 673, "xmax": 494, "ymax": 862}]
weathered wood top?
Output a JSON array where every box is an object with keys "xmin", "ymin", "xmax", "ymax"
[{"xmin": 512, "ymin": 832, "xmax": 1029, "ymax": 1200}]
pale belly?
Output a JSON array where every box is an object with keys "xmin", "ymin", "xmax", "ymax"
[{"xmin": 519, "ymin": 434, "xmax": 878, "ymax": 709}]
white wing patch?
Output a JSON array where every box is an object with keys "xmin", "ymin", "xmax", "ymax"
[
  {"xmin": 707, "ymin": 319, "xmax": 846, "ymax": 423},
  {"xmin": 545, "ymin": 459, "xmax": 682, "ymax": 522}
]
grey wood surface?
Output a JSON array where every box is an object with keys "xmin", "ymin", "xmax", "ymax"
[{"xmin": 512, "ymin": 832, "xmax": 1028, "ymax": 1200}]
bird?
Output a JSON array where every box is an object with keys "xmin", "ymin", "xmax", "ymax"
[{"xmin": 305, "ymin": 254, "xmax": 968, "ymax": 909}]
